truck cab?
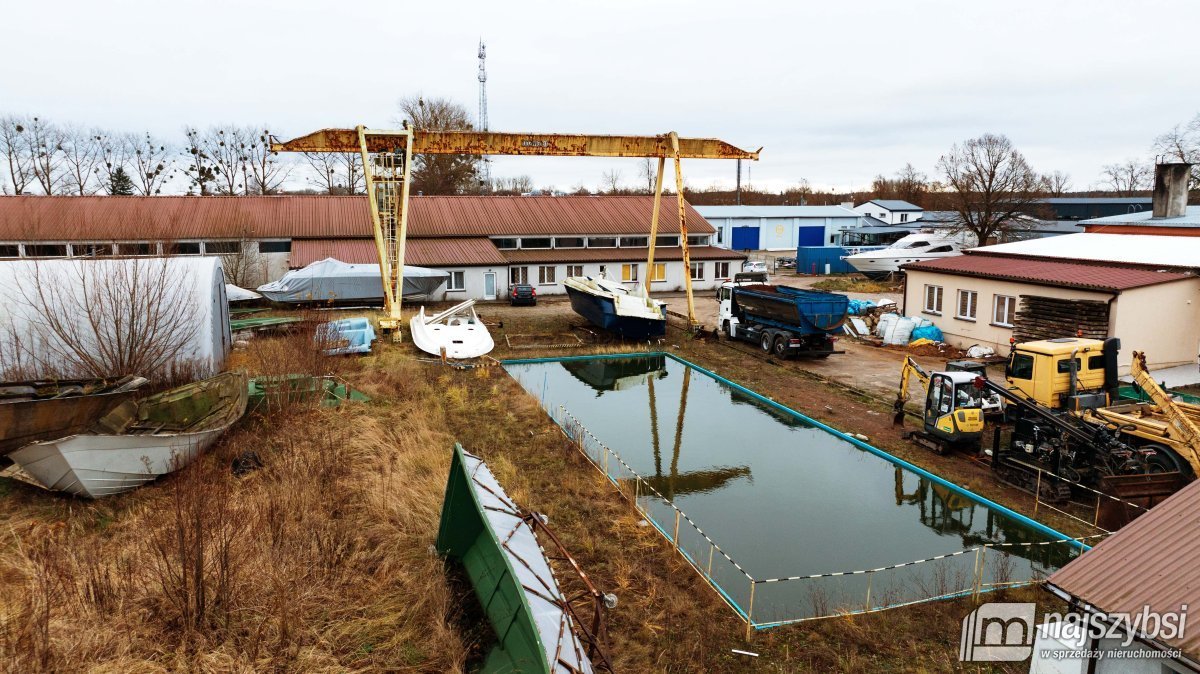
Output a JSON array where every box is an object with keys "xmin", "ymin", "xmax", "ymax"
[{"xmin": 1004, "ymin": 337, "xmax": 1119, "ymax": 411}]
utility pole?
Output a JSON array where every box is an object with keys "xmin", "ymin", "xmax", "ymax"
[
  {"xmin": 736, "ymin": 158, "xmax": 742, "ymax": 205},
  {"xmin": 477, "ymin": 40, "xmax": 491, "ymax": 193}
]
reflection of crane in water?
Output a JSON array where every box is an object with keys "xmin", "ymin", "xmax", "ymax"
[
  {"xmin": 893, "ymin": 468, "xmax": 1078, "ymax": 568},
  {"xmin": 646, "ymin": 367, "xmax": 751, "ymax": 498}
]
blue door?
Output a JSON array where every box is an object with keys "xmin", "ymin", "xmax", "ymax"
[
  {"xmin": 796, "ymin": 226, "xmax": 825, "ymax": 247},
  {"xmin": 731, "ymin": 226, "xmax": 759, "ymax": 250}
]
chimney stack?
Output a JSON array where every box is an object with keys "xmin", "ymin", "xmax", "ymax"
[{"xmin": 1151, "ymin": 162, "xmax": 1191, "ymax": 219}]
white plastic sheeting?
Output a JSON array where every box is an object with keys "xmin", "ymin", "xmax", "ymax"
[
  {"xmin": 0, "ymin": 257, "xmax": 231, "ymax": 379},
  {"xmin": 225, "ymin": 284, "xmax": 262, "ymax": 302},
  {"xmin": 976, "ymin": 233, "xmax": 1200, "ymax": 269},
  {"xmin": 256, "ymin": 258, "xmax": 448, "ymax": 304}
]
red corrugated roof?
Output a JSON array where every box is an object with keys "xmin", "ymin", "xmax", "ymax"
[
  {"xmin": 903, "ymin": 253, "xmax": 1191, "ymax": 291},
  {"xmin": 290, "ymin": 237, "xmax": 743, "ymax": 268},
  {"xmin": 0, "ymin": 194, "xmax": 714, "ymax": 241},
  {"xmin": 291, "ymin": 237, "xmax": 509, "ymax": 268},
  {"xmin": 1047, "ymin": 478, "xmax": 1200, "ymax": 658}
]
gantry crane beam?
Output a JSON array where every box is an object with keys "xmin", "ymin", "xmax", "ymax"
[{"xmin": 272, "ymin": 126, "xmax": 760, "ymax": 339}]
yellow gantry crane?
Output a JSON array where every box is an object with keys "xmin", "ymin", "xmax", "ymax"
[{"xmin": 271, "ymin": 126, "xmax": 759, "ymax": 338}]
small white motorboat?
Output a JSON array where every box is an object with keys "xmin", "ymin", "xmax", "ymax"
[
  {"xmin": 409, "ymin": 299, "xmax": 495, "ymax": 359},
  {"xmin": 563, "ymin": 275, "xmax": 667, "ymax": 339},
  {"xmin": 8, "ymin": 372, "xmax": 248, "ymax": 498},
  {"xmin": 843, "ymin": 231, "xmax": 966, "ymax": 279}
]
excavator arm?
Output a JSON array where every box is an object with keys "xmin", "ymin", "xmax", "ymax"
[
  {"xmin": 893, "ymin": 356, "xmax": 932, "ymax": 425},
  {"xmin": 1125, "ymin": 351, "xmax": 1200, "ymax": 474}
]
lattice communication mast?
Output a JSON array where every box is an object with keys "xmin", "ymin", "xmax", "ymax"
[{"xmin": 477, "ymin": 40, "xmax": 491, "ymax": 190}]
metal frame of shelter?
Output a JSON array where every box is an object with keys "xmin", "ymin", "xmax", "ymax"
[{"xmin": 272, "ymin": 127, "xmax": 759, "ymax": 338}]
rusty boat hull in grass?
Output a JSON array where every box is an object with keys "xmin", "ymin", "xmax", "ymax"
[{"xmin": 0, "ymin": 376, "xmax": 149, "ymax": 458}]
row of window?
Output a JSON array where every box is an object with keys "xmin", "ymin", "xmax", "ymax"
[
  {"xmin": 491, "ymin": 235, "xmax": 711, "ymax": 250},
  {"xmin": 498, "ymin": 261, "xmax": 732, "ymax": 289},
  {"xmin": 923, "ymin": 285, "xmax": 1017, "ymax": 327},
  {"xmin": 0, "ymin": 241, "xmax": 291, "ymax": 259}
]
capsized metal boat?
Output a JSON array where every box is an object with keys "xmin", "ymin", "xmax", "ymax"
[
  {"xmin": 8, "ymin": 372, "xmax": 248, "ymax": 498},
  {"xmin": 409, "ymin": 299, "xmax": 495, "ymax": 359},
  {"xmin": 563, "ymin": 275, "xmax": 666, "ymax": 340},
  {"xmin": 437, "ymin": 444, "xmax": 610, "ymax": 673},
  {"xmin": 1, "ymin": 376, "xmax": 149, "ymax": 456}
]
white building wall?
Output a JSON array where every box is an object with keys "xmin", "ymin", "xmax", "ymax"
[{"xmin": 853, "ymin": 203, "xmax": 923, "ymax": 225}]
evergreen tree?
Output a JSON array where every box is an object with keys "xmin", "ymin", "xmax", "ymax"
[{"xmin": 109, "ymin": 166, "xmax": 135, "ymax": 195}]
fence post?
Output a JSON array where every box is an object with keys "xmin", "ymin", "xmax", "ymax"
[
  {"xmin": 672, "ymin": 509, "xmax": 681, "ymax": 550},
  {"xmin": 1033, "ymin": 469, "xmax": 1043, "ymax": 516},
  {"xmin": 1094, "ymin": 493, "xmax": 1102, "ymax": 527},
  {"xmin": 971, "ymin": 547, "xmax": 983, "ymax": 603},
  {"xmin": 865, "ymin": 572, "xmax": 873, "ymax": 611},
  {"xmin": 707, "ymin": 545, "xmax": 715, "ymax": 578},
  {"xmin": 745, "ymin": 580, "xmax": 756, "ymax": 641}
]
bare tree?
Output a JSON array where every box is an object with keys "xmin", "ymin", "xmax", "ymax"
[
  {"xmin": 936, "ymin": 133, "xmax": 1041, "ymax": 246},
  {"xmin": 490, "ymin": 175, "xmax": 534, "ymax": 194},
  {"xmin": 0, "ymin": 115, "xmax": 35, "ymax": 194},
  {"xmin": 303, "ymin": 152, "xmax": 363, "ymax": 195},
  {"xmin": 216, "ymin": 237, "xmax": 267, "ymax": 288},
  {"xmin": 783, "ymin": 178, "xmax": 813, "ymax": 205},
  {"xmin": 395, "ymin": 95, "xmax": 479, "ymax": 194},
  {"xmin": 1041, "ymin": 170, "xmax": 1072, "ymax": 197},
  {"xmin": 198, "ymin": 125, "xmax": 251, "ymax": 195},
  {"xmin": 182, "ymin": 127, "xmax": 219, "ymax": 196},
  {"xmin": 601, "ymin": 169, "xmax": 623, "ymax": 194},
  {"xmin": 1152, "ymin": 113, "xmax": 1200, "ymax": 190},
  {"xmin": 244, "ymin": 128, "xmax": 291, "ymax": 195},
  {"xmin": 95, "ymin": 132, "xmax": 131, "ymax": 195},
  {"xmin": 638, "ymin": 157, "xmax": 657, "ymax": 194},
  {"xmin": 126, "ymin": 132, "xmax": 174, "ymax": 195},
  {"xmin": 59, "ymin": 126, "xmax": 104, "ymax": 195},
  {"xmin": 23, "ymin": 117, "xmax": 66, "ymax": 195},
  {"xmin": 1100, "ymin": 159, "xmax": 1150, "ymax": 196},
  {"xmin": 895, "ymin": 163, "xmax": 928, "ymax": 204},
  {"xmin": 7, "ymin": 258, "xmax": 200, "ymax": 381}
]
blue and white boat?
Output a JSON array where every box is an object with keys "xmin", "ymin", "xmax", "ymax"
[{"xmin": 563, "ymin": 275, "xmax": 667, "ymax": 340}]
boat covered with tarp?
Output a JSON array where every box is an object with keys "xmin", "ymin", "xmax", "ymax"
[
  {"xmin": 1, "ymin": 376, "xmax": 149, "ymax": 456},
  {"xmin": 437, "ymin": 444, "xmax": 605, "ymax": 673},
  {"xmin": 563, "ymin": 275, "xmax": 666, "ymax": 340},
  {"xmin": 8, "ymin": 372, "xmax": 248, "ymax": 498},
  {"xmin": 257, "ymin": 258, "xmax": 448, "ymax": 304}
]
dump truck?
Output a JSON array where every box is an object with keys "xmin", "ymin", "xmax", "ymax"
[{"xmin": 717, "ymin": 277, "xmax": 848, "ymax": 358}]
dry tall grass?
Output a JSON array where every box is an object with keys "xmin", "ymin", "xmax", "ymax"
[{"xmin": 0, "ymin": 333, "xmax": 472, "ymax": 672}]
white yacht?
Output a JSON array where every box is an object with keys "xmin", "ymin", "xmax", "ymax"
[{"xmin": 843, "ymin": 232, "xmax": 965, "ymax": 279}]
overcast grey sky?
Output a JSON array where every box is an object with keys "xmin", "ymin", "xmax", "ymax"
[{"xmin": 3, "ymin": 0, "xmax": 1197, "ymax": 194}]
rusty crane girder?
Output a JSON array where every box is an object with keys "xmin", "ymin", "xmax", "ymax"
[{"xmin": 271, "ymin": 126, "xmax": 760, "ymax": 339}]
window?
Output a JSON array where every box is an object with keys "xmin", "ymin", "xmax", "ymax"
[
  {"xmin": 520, "ymin": 237, "xmax": 551, "ymax": 249},
  {"xmin": 926, "ymin": 245, "xmax": 954, "ymax": 253},
  {"xmin": 656, "ymin": 235, "xmax": 680, "ymax": 247},
  {"xmin": 447, "ymin": 271, "xmax": 466, "ymax": 291},
  {"xmin": 621, "ymin": 264, "xmax": 639, "ymax": 282},
  {"xmin": 620, "ymin": 236, "xmax": 648, "ymax": 248},
  {"xmin": 690, "ymin": 262, "xmax": 704, "ymax": 280},
  {"xmin": 588, "ymin": 237, "xmax": 616, "ymax": 248},
  {"xmin": 900, "ymin": 213, "xmax": 909, "ymax": 223},
  {"xmin": 555, "ymin": 237, "xmax": 584, "ymax": 249},
  {"xmin": 904, "ymin": 240, "xmax": 931, "ymax": 249},
  {"xmin": 598, "ymin": 264, "xmax": 608, "ymax": 277},
  {"xmin": 0, "ymin": 244, "xmax": 18, "ymax": 258},
  {"xmin": 878, "ymin": 212, "xmax": 886, "ymax": 219},
  {"xmin": 686, "ymin": 235, "xmax": 708, "ymax": 246},
  {"xmin": 205, "ymin": 241, "xmax": 241, "ymax": 254},
  {"xmin": 493, "ymin": 238, "xmax": 518, "ymax": 250},
  {"xmin": 259, "ymin": 240, "xmax": 291, "ymax": 253},
  {"xmin": 510, "ymin": 266, "xmax": 529, "ymax": 284},
  {"xmin": 1087, "ymin": 355, "xmax": 1106, "ymax": 371},
  {"xmin": 715, "ymin": 261, "xmax": 730, "ymax": 278},
  {"xmin": 716, "ymin": 229, "xmax": 723, "ymax": 244},
  {"xmin": 26, "ymin": 244, "xmax": 68, "ymax": 257},
  {"xmin": 923, "ymin": 284, "xmax": 943, "ymax": 314},
  {"xmin": 1008, "ymin": 353, "xmax": 1034, "ymax": 380},
  {"xmin": 955, "ymin": 290, "xmax": 977, "ymax": 320},
  {"xmin": 650, "ymin": 263, "xmax": 666, "ymax": 282},
  {"xmin": 166, "ymin": 242, "xmax": 201, "ymax": 255},
  {"xmin": 72, "ymin": 243, "xmax": 112, "ymax": 257},
  {"xmin": 1056, "ymin": 358, "xmax": 1083, "ymax": 374},
  {"xmin": 566, "ymin": 265, "xmax": 583, "ymax": 277},
  {"xmin": 993, "ymin": 295, "xmax": 1016, "ymax": 326},
  {"xmin": 538, "ymin": 265, "xmax": 556, "ymax": 285}
]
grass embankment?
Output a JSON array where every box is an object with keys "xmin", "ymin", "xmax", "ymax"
[
  {"xmin": 1, "ymin": 312, "xmax": 1072, "ymax": 672},
  {"xmin": 810, "ymin": 277, "xmax": 901, "ymax": 294}
]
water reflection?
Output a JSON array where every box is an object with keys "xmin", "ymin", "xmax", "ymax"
[
  {"xmin": 563, "ymin": 355, "xmax": 668, "ymax": 395},
  {"xmin": 645, "ymin": 367, "xmax": 752, "ymax": 498}
]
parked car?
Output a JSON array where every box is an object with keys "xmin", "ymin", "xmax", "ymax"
[
  {"xmin": 775, "ymin": 257, "xmax": 796, "ymax": 269},
  {"xmin": 510, "ymin": 284, "xmax": 537, "ymax": 306},
  {"xmin": 742, "ymin": 260, "xmax": 769, "ymax": 274}
]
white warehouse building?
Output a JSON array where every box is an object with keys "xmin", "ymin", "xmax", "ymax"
[{"xmin": 694, "ymin": 205, "xmax": 866, "ymax": 251}]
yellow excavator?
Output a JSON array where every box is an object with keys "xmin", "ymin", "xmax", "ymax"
[{"xmin": 893, "ymin": 356, "xmax": 987, "ymax": 454}]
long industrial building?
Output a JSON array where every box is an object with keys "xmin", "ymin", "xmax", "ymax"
[{"xmin": 0, "ymin": 195, "xmax": 746, "ymax": 301}]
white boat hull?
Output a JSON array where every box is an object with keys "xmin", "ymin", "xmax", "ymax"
[
  {"xmin": 9, "ymin": 428, "xmax": 226, "ymax": 498},
  {"xmin": 410, "ymin": 301, "xmax": 495, "ymax": 359}
]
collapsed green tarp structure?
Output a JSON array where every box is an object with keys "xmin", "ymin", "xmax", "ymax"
[
  {"xmin": 437, "ymin": 444, "xmax": 594, "ymax": 674},
  {"xmin": 247, "ymin": 375, "xmax": 369, "ymax": 412}
]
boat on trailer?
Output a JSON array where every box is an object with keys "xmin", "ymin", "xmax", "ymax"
[
  {"xmin": 8, "ymin": 372, "xmax": 248, "ymax": 498},
  {"xmin": 563, "ymin": 275, "xmax": 667, "ymax": 340},
  {"xmin": 1, "ymin": 376, "xmax": 149, "ymax": 457},
  {"xmin": 409, "ymin": 299, "xmax": 495, "ymax": 359}
]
